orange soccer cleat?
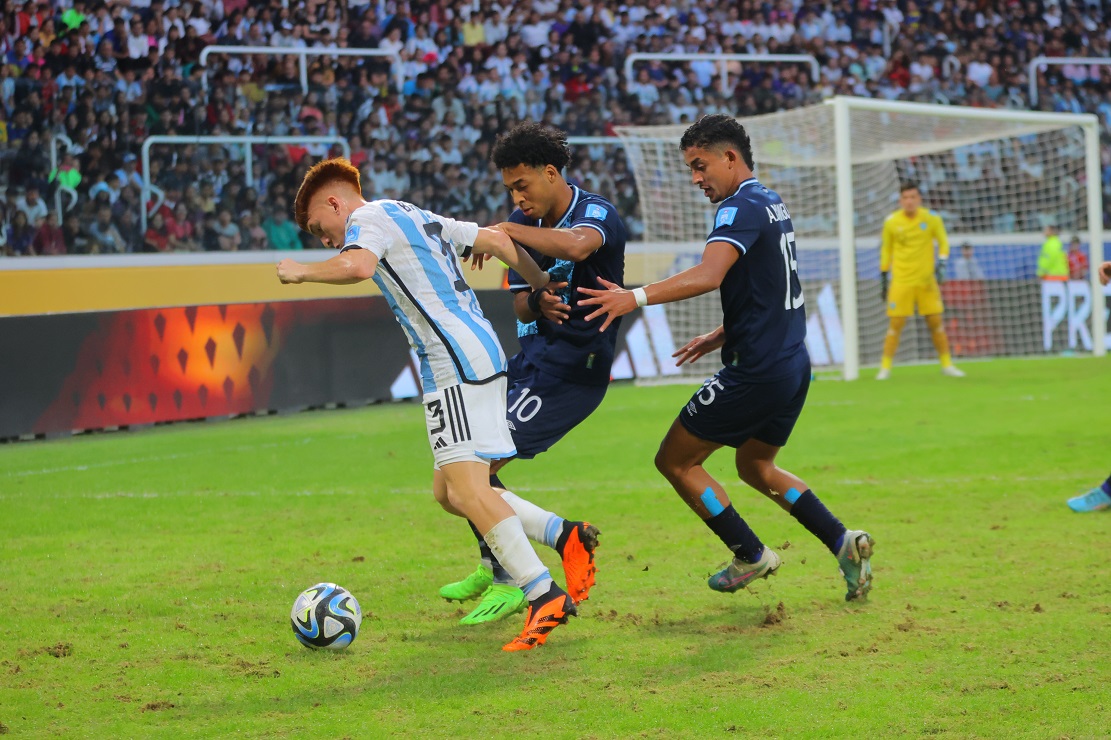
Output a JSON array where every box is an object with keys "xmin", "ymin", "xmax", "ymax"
[
  {"xmin": 555, "ymin": 521, "xmax": 599, "ymax": 605},
  {"xmin": 502, "ymin": 583, "xmax": 577, "ymax": 652}
]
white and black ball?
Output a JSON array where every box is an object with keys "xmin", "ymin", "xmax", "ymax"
[{"xmin": 290, "ymin": 583, "xmax": 362, "ymax": 650}]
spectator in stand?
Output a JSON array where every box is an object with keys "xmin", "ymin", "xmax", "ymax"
[
  {"xmin": 61, "ymin": 212, "xmax": 89, "ymax": 254},
  {"xmin": 50, "ymin": 152, "xmax": 83, "ymax": 194},
  {"xmin": 116, "ymin": 153, "xmax": 142, "ymax": 190},
  {"xmin": 6, "ymin": 210, "xmax": 35, "ymax": 256},
  {"xmin": 461, "ymin": 12, "xmax": 485, "ymax": 48},
  {"xmin": 3, "ymin": 0, "xmax": 1111, "ymax": 253},
  {"xmin": 240, "ymin": 211, "xmax": 269, "ymax": 251},
  {"xmin": 88, "ymin": 172, "xmax": 122, "ymax": 205},
  {"xmin": 32, "ymin": 211, "xmax": 66, "ymax": 256},
  {"xmin": 966, "ymin": 52, "xmax": 994, "ymax": 89},
  {"xmin": 200, "ymin": 213, "xmax": 220, "ymax": 251},
  {"xmin": 1067, "ymin": 235, "xmax": 1088, "ymax": 280},
  {"xmin": 143, "ymin": 211, "xmax": 171, "ymax": 252},
  {"xmin": 211, "ymin": 208, "xmax": 241, "ymax": 251},
  {"xmin": 167, "ymin": 202, "xmax": 198, "ymax": 252},
  {"xmin": 263, "ymin": 208, "xmax": 302, "ymax": 250},
  {"xmin": 87, "ymin": 206, "xmax": 125, "ymax": 254},
  {"xmin": 951, "ymin": 242, "xmax": 985, "ymax": 281},
  {"xmin": 116, "ymin": 209, "xmax": 143, "ymax": 254},
  {"xmin": 15, "ymin": 186, "xmax": 48, "ymax": 228}
]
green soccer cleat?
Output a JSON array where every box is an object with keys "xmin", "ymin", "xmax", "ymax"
[
  {"xmin": 837, "ymin": 530, "xmax": 875, "ymax": 601},
  {"xmin": 707, "ymin": 547, "xmax": 781, "ymax": 593},
  {"xmin": 439, "ymin": 565, "xmax": 493, "ymax": 603},
  {"xmin": 459, "ymin": 584, "xmax": 528, "ymax": 625}
]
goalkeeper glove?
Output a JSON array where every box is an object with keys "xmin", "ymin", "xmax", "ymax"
[
  {"xmin": 880, "ymin": 271, "xmax": 888, "ymax": 303},
  {"xmin": 936, "ymin": 259, "xmax": 947, "ymax": 285}
]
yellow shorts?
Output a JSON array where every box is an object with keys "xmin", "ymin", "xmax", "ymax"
[{"xmin": 887, "ymin": 279, "xmax": 944, "ymax": 317}]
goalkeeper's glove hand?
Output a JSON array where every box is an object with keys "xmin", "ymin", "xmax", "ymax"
[
  {"xmin": 880, "ymin": 271, "xmax": 888, "ymax": 303},
  {"xmin": 936, "ymin": 259, "xmax": 947, "ymax": 285}
]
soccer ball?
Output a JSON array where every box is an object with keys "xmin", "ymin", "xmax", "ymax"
[{"xmin": 290, "ymin": 583, "xmax": 362, "ymax": 650}]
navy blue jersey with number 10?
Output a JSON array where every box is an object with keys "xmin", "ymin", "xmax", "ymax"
[
  {"xmin": 707, "ymin": 178, "xmax": 808, "ymax": 380},
  {"xmin": 506, "ymin": 185, "xmax": 627, "ymax": 386}
]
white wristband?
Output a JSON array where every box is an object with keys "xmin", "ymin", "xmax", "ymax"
[{"xmin": 632, "ymin": 287, "xmax": 648, "ymax": 308}]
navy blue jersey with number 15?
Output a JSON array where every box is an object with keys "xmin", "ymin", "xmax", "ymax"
[{"xmin": 707, "ymin": 178, "xmax": 808, "ymax": 380}]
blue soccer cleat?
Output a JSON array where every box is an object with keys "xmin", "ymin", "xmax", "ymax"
[
  {"xmin": 1067, "ymin": 487, "xmax": 1111, "ymax": 513},
  {"xmin": 837, "ymin": 530, "xmax": 875, "ymax": 601},
  {"xmin": 707, "ymin": 547, "xmax": 781, "ymax": 593}
]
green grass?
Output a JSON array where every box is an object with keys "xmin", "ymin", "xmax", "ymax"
[{"xmin": 2, "ymin": 358, "xmax": 1110, "ymax": 738}]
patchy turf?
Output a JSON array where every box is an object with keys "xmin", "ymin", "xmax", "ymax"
[{"xmin": 2, "ymin": 358, "xmax": 1109, "ymax": 737}]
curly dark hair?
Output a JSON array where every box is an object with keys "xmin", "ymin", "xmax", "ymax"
[
  {"xmin": 491, "ymin": 121, "xmax": 571, "ymax": 171},
  {"xmin": 679, "ymin": 114, "xmax": 754, "ymax": 170}
]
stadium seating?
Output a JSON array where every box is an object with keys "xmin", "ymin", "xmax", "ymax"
[{"xmin": 1, "ymin": 0, "xmax": 1109, "ymax": 255}]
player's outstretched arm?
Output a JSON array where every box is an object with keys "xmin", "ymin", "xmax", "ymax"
[
  {"xmin": 473, "ymin": 227, "xmax": 550, "ymax": 290},
  {"xmin": 578, "ymin": 242, "xmax": 739, "ymax": 332},
  {"xmin": 497, "ymin": 222, "xmax": 603, "ymax": 262},
  {"xmin": 673, "ymin": 325, "xmax": 725, "ymax": 366},
  {"xmin": 276, "ymin": 248, "xmax": 378, "ymax": 285}
]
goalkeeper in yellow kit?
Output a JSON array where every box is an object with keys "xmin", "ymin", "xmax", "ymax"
[{"xmin": 876, "ymin": 182, "xmax": 965, "ymax": 379}]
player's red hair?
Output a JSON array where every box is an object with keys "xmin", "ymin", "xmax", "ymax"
[{"xmin": 294, "ymin": 158, "xmax": 363, "ymax": 230}]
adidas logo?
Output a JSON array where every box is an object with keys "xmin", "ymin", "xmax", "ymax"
[{"xmin": 433, "ymin": 437, "xmax": 448, "ymax": 449}]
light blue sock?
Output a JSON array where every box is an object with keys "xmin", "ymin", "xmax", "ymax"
[{"xmin": 500, "ymin": 490, "xmax": 564, "ymax": 550}]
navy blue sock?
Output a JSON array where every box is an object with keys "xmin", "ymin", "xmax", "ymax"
[
  {"xmin": 704, "ymin": 505, "xmax": 765, "ymax": 564},
  {"xmin": 467, "ymin": 519, "xmax": 491, "ymax": 558},
  {"xmin": 468, "ymin": 519, "xmax": 510, "ymax": 582},
  {"xmin": 786, "ymin": 488, "xmax": 846, "ymax": 555},
  {"xmin": 1101, "ymin": 475, "xmax": 1111, "ymax": 496}
]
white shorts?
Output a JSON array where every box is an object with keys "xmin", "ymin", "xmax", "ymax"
[{"xmin": 423, "ymin": 378, "xmax": 516, "ymax": 469}]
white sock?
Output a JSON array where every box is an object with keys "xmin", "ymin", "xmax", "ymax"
[
  {"xmin": 483, "ymin": 516, "xmax": 552, "ymax": 600},
  {"xmin": 499, "ymin": 490, "xmax": 564, "ymax": 550}
]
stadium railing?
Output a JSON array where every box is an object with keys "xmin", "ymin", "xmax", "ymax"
[
  {"xmin": 1028, "ymin": 56, "xmax": 1111, "ymax": 107},
  {"xmin": 139, "ymin": 135, "xmax": 352, "ymax": 232},
  {"xmin": 198, "ymin": 46, "xmax": 406, "ymax": 99}
]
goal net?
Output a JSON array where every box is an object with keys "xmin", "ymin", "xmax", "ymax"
[{"xmin": 615, "ymin": 97, "xmax": 1104, "ymax": 381}]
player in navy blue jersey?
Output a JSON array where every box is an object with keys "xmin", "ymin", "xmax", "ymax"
[
  {"xmin": 437, "ymin": 122, "xmax": 627, "ymax": 623},
  {"xmin": 579, "ymin": 114, "xmax": 875, "ymax": 602}
]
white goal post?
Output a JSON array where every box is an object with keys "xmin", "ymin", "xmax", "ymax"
[{"xmin": 615, "ymin": 96, "xmax": 1105, "ymax": 381}]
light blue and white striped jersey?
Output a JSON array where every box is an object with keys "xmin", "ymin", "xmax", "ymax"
[{"xmin": 341, "ymin": 200, "xmax": 507, "ymax": 394}]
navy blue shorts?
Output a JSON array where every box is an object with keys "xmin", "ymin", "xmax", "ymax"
[
  {"xmin": 504, "ymin": 353, "xmax": 608, "ymax": 459},
  {"xmin": 678, "ymin": 360, "xmax": 810, "ymax": 449}
]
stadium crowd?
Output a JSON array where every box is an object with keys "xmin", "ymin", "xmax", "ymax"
[{"xmin": 2, "ymin": 0, "xmax": 1111, "ymax": 255}]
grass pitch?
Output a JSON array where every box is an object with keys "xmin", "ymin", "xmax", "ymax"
[{"xmin": 2, "ymin": 358, "xmax": 1109, "ymax": 738}]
